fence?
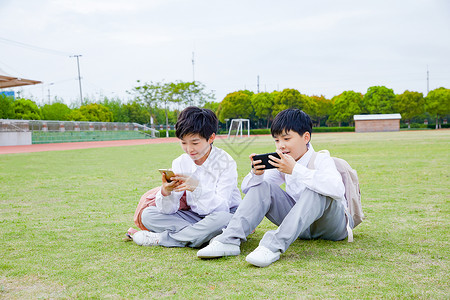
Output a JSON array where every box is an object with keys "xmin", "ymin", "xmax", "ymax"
[{"xmin": 0, "ymin": 119, "xmax": 160, "ymax": 144}]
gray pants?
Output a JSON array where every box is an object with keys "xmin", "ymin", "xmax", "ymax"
[
  {"xmin": 215, "ymin": 182, "xmax": 350, "ymax": 253},
  {"xmin": 141, "ymin": 206, "xmax": 235, "ymax": 248}
]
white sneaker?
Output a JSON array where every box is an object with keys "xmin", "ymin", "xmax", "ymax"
[
  {"xmin": 132, "ymin": 231, "xmax": 160, "ymax": 246},
  {"xmin": 245, "ymin": 246, "xmax": 281, "ymax": 267},
  {"xmin": 197, "ymin": 240, "xmax": 240, "ymax": 258}
]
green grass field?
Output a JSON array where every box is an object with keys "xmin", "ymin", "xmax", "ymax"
[{"xmin": 1, "ymin": 130, "xmax": 449, "ymax": 298}]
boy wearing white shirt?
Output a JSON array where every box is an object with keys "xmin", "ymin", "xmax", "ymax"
[
  {"xmin": 197, "ymin": 109, "xmax": 352, "ymax": 267},
  {"xmin": 133, "ymin": 106, "xmax": 241, "ymax": 248}
]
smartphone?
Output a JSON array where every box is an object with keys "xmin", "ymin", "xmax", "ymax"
[
  {"xmin": 252, "ymin": 152, "xmax": 281, "ymax": 169},
  {"xmin": 158, "ymin": 169, "xmax": 176, "ymax": 182}
]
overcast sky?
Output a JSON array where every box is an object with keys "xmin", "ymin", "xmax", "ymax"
[{"xmin": 1, "ymin": 0, "xmax": 449, "ymax": 105}]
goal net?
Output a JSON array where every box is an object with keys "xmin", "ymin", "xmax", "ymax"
[{"xmin": 227, "ymin": 119, "xmax": 250, "ymax": 138}]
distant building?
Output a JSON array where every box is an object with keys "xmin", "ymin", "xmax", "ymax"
[
  {"xmin": 0, "ymin": 91, "xmax": 15, "ymax": 98},
  {"xmin": 354, "ymin": 114, "xmax": 402, "ymax": 133}
]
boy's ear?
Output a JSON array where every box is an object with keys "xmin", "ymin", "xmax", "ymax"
[
  {"xmin": 208, "ymin": 133, "xmax": 216, "ymax": 144},
  {"xmin": 303, "ymin": 132, "xmax": 311, "ymax": 144}
]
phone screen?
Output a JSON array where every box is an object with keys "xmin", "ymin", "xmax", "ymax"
[
  {"xmin": 252, "ymin": 152, "xmax": 280, "ymax": 169},
  {"xmin": 158, "ymin": 169, "xmax": 175, "ymax": 182}
]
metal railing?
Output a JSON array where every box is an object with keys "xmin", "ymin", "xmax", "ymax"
[{"xmin": 0, "ymin": 119, "xmax": 160, "ymax": 138}]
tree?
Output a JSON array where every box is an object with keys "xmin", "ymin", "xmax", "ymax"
[
  {"xmin": 0, "ymin": 95, "xmax": 15, "ymax": 119},
  {"xmin": 98, "ymin": 97, "xmax": 130, "ymax": 122},
  {"xmin": 41, "ymin": 102, "xmax": 72, "ymax": 121},
  {"xmin": 202, "ymin": 101, "xmax": 220, "ymax": 114},
  {"xmin": 329, "ymin": 91, "xmax": 363, "ymax": 127},
  {"xmin": 13, "ymin": 98, "xmax": 41, "ymax": 120},
  {"xmin": 177, "ymin": 81, "xmax": 214, "ymax": 107},
  {"xmin": 251, "ymin": 92, "xmax": 274, "ymax": 128},
  {"xmin": 308, "ymin": 95, "xmax": 332, "ymax": 127},
  {"xmin": 67, "ymin": 103, "xmax": 113, "ymax": 122},
  {"xmin": 425, "ymin": 87, "xmax": 450, "ymax": 129},
  {"xmin": 272, "ymin": 89, "xmax": 313, "ymax": 117},
  {"xmin": 131, "ymin": 80, "xmax": 214, "ymax": 136},
  {"xmin": 124, "ymin": 100, "xmax": 150, "ymax": 124},
  {"xmin": 394, "ymin": 91, "xmax": 425, "ymax": 128},
  {"xmin": 362, "ymin": 86, "xmax": 396, "ymax": 114},
  {"xmin": 218, "ymin": 91, "xmax": 254, "ymax": 123},
  {"xmin": 130, "ymin": 80, "xmax": 163, "ymax": 125}
]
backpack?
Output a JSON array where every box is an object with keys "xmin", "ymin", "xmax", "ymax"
[
  {"xmin": 133, "ymin": 187, "xmax": 189, "ymax": 231},
  {"xmin": 308, "ymin": 150, "xmax": 364, "ymax": 240}
]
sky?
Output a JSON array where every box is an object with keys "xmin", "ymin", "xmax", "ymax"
[{"xmin": 0, "ymin": 0, "xmax": 449, "ymax": 106}]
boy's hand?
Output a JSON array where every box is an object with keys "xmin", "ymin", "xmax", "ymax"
[
  {"xmin": 250, "ymin": 153, "xmax": 265, "ymax": 175},
  {"xmin": 173, "ymin": 175, "xmax": 199, "ymax": 193},
  {"xmin": 161, "ymin": 173, "xmax": 181, "ymax": 196},
  {"xmin": 268, "ymin": 150, "xmax": 296, "ymax": 174}
]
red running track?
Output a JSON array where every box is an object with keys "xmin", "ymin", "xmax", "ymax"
[
  {"xmin": 0, "ymin": 135, "xmax": 229, "ymax": 155},
  {"xmin": 0, "ymin": 138, "xmax": 180, "ymax": 155}
]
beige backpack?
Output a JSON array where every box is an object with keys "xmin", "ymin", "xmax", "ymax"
[{"xmin": 308, "ymin": 150, "xmax": 364, "ymax": 241}]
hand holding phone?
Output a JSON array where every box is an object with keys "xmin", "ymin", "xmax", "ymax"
[
  {"xmin": 252, "ymin": 152, "xmax": 281, "ymax": 170},
  {"xmin": 158, "ymin": 169, "xmax": 175, "ymax": 182}
]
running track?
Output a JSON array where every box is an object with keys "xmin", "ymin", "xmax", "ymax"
[{"xmin": 0, "ymin": 136, "xmax": 229, "ymax": 155}]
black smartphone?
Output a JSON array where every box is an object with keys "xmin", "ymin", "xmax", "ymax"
[{"xmin": 252, "ymin": 152, "xmax": 281, "ymax": 169}]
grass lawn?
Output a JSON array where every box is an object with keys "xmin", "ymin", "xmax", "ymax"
[{"xmin": 1, "ymin": 130, "xmax": 449, "ymax": 298}]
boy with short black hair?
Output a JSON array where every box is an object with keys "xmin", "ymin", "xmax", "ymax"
[
  {"xmin": 197, "ymin": 108, "xmax": 352, "ymax": 267},
  {"xmin": 133, "ymin": 106, "xmax": 241, "ymax": 248}
]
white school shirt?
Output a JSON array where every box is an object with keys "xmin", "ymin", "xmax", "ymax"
[
  {"xmin": 241, "ymin": 144, "xmax": 346, "ymax": 208},
  {"xmin": 155, "ymin": 145, "xmax": 241, "ymax": 215}
]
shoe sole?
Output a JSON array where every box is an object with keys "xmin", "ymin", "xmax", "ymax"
[
  {"xmin": 245, "ymin": 254, "xmax": 280, "ymax": 267},
  {"xmin": 197, "ymin": 251, "xmax": 240, "ymax": 258}
]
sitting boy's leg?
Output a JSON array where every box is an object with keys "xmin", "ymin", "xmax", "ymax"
[
  {"xmin": 308, "ymin": 196, "xmax": 349, "ymax": 241},
  {"xmin": 259, "ymin": 189, "xmax": 332, "ymax": 253},
  {"xmin": 215, "ymin": 181, "xmax": 294, "ymax": 246},
  {"xmin": 168, "ymin": 211, "xmax": 233, "ymax": 248},
  {"xmin": 141, "ymin": 206, "xmax": 233, "ymax": 248},
  {"xmin": 197, "ymin": 182, "xmax": 294, "ymax": 258},
  {"xmin": 141, "ymin": 206, "xmax": 198, "ymax": 234}
]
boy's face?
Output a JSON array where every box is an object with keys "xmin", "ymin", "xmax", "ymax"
[
  {"xmin": 273, "ymin": 130, "xmax": 310, "ymax": 161},
  {"xmin": 180, "ymin": 133, "xmax": 215, "ymax": 164}
]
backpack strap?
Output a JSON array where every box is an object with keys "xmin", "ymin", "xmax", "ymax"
[
  {"xmin": 307, "ymin": 151, "xmax": 318, "ymax": 169},
  {"xmin": 307, "ymin": 150, "xmax": 354, "ymax": 243}
]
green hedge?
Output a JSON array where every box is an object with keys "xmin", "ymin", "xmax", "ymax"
[
  {"xmin": 155, "ymin": 124, "xmax": 450, "ymax": 138},
  {"xmin": 428, "ymin": 123, "xmax": 450, "ymax": 129},
  {"xmin": 250, "ymin": 129, "xmax": 271, "ymax": 135},
  {"xmin": 158, "ymin": 130, "xmax": 177, "ymax": 137},
  {"xmin": 401, "ymin": 123, "xmax": 450, "ymax": 129},
  {"xmin": 312, "ymin": 127, "xmax": 355, "ymax": 133},
  {"xmin": 246, "ymin": 127, "xmax": 356, "ymax": 135}
]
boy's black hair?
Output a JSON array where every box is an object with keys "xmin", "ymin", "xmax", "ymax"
[
  {"xmin": 175, "ymin": 106, "xmax": 218, "ymax": 140},
  {"xmin": 271, "ymin": 108, "xmax": 313, "ymax": 137}
]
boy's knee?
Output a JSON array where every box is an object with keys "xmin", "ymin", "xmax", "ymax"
[
  {"xmin": 247, "ymin": 181, "xmax": 272, "ymax": 195},
  {"xmin": 141, "ymin": 206, "xmax": 162, "ymax": 228},
  {"xmin": 300, "ymin": 188, "xmax": 325, "ymax": 202},
  {"xmin": 209, "ymin": 211, "xmax": 233, "ymax": 227},
  {"xmin": 141, "ymin": 206, "xmax": 159, "ymax": 219},
  {"xmin": 246, "ymin": 181, "xmax": 280, "ymax": 200}
]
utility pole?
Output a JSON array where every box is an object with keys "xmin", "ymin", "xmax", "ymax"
[
  {"xmin": 427, "ymin": 65, "xmax": 429, "ymax": 95},
  {"xmin": 71, "ymin": 55, "xmax": 83, "ymax": 106},
  {"xmin": 257, "ymin": 75, "xmax": 260, "ymax": 93},
  {"xmin": 47, "ymin": 83, "xmax": 54, "ymax": 102},
  {"xmin": 192, "ymin": 52, "xmax": 195, "ymax": 82}
]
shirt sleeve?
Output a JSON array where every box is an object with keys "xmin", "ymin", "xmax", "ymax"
[
  {"xmin": 290, "ymin": 153, "xmax": 345, "ymax": 200},
  {"xmin": 241, "ymin": 168, "xmax": 285, "ymax": 194},
  {"xmin": 155, "ymin": 158, "xmax": 184, "ymax": 214},
  {"xmin": 190, "ymin": 157, "xmax": 238, "ymax": 215}
]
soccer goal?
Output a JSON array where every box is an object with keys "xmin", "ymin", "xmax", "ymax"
[{"xmin": 227, "ymin": 119, "xmax": 250, "ymax": 138}]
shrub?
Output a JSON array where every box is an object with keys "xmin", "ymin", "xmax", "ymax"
[{"xmin": 158, "ymin": 130, "xmax": 176, "ymax": 137}]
